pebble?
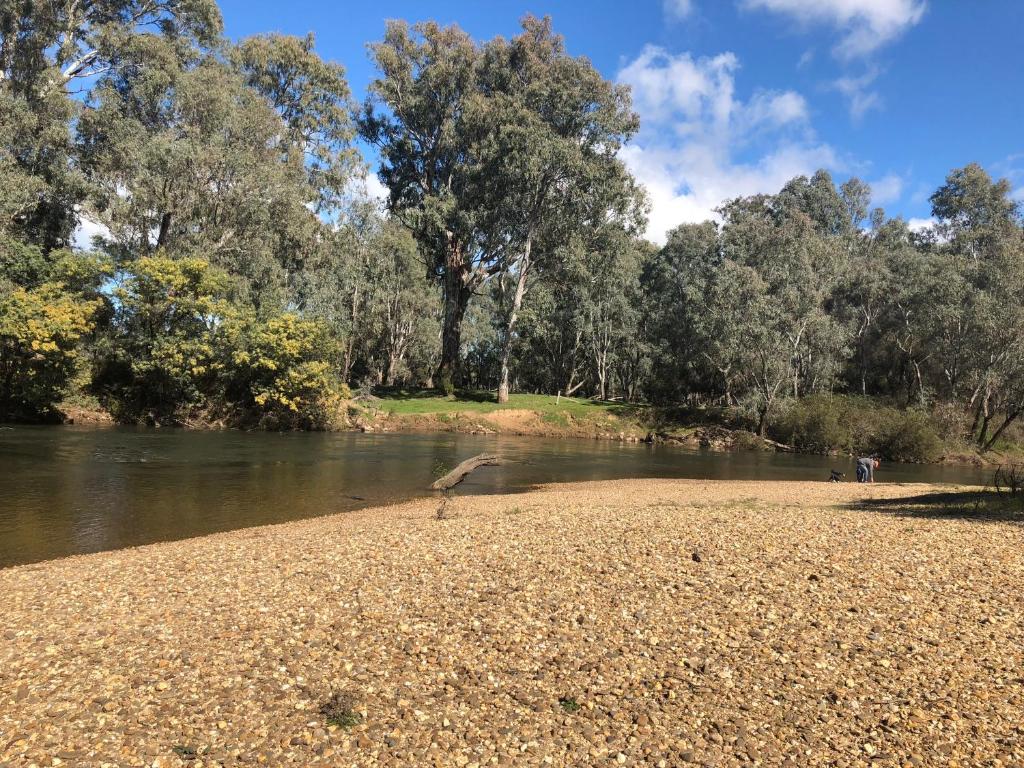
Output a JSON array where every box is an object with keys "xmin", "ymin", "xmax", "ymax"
[{"xmin": 1, "ymin": 479, "xmax": 1020, "ymax": 767}]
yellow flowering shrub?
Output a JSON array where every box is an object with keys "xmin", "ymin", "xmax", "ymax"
[
  {"xmin": 225, "ymin": 312, "xmax": 343, "ymax": 429},
  {"xmin": 0, "ymin": 282, "xmax": 102, "ymax": 418}
]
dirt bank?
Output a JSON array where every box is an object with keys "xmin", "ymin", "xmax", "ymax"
[{"xmin": 2, "ymin": 480, "xmax": 1022, "ymax": 767}]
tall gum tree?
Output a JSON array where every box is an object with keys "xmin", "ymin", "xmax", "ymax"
[
  {"xmin": 360, "ymin": 16, "xmax": 641, "ymax": 395},
  {"xmin": 0, "ymin": 0, "xmax": 222, "ymax": 250},
  {"xmin": 360, "ymin": 20, "xmax": 490, "ymax": 393},
  {"xmin": 476, "ymin": 16, "xmax": 642, "ymax": 403}
]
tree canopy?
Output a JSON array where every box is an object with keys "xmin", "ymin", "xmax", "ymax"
[{"xmin": 1, "ymin": 4, "xmax": 1022, "ymax": 456}]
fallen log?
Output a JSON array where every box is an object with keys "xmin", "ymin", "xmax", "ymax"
[{"xmin": 431, "ymin": 453, "xmax": 502, "ymax": 491}]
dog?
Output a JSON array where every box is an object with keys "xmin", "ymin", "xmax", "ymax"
[{"xmin": 828, "ymin": 469, "xmax": 845, "ymax": 483}]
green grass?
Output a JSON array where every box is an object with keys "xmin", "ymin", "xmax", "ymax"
[
  {"xmin": 320, "ymin": 691, "xmax": 363, "ymax": 729},
  {"xmin": 559, "ymin": 696, "xmax": 582, "ymax": 713},
  {"xmin": 373, "ymin": 388, "xmax": 637, "ymax": 420}
]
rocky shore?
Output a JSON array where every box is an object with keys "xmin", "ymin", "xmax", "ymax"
[{"xmin": 2, "ymin": 480, "xmax": 1022, "ymax": 767}]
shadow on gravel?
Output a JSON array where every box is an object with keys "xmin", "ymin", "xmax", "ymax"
[{"xmin": 850, "ymin": 491, "xmax": 1024, "ymax": 524}]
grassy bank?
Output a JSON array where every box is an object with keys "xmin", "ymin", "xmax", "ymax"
[
  {"xmin": 43, "ymin": 387, "xmax": 1024, "ymax": 466},
  {"xmin": 352, "ymin": 389, "xmax": 1024, "ymax": 465},
  {"xmin": 2, "ymin": 479, "xmax": 1021, "ymax": 767},
  {"xmin": 357, "ymin": 389, "xmax": 651, "ymax": 440}
]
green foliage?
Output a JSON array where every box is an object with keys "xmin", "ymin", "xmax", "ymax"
[
  {"xmin": 95, "ymin": 257, "xmax": 344, "ymax": 428},
  {"xmin": 319, "ymin": 692, "xmax": 363, "ymax": 729},
  {"xmin": 224, "ymin": 313, "xmax": 343, "ymax": 430},
  {"xmin": 0, "ymin": 243, "xmax": 110, "ymax": 419},
  {"xmin": 772, "ymin": 396, "xmax": 850, "ymax": 454},
  {"xmin": 770, "ymin": 396, "xmax": 942, "ymax": 462},
  {"xmin": 0, "ymin": 281, "xmax": 102, "ymax": 419},
  {"xmin": 96, "ymin": 257, "xmax": 230, "ymax": 423},
  {"xmin": 376, "ymin": 390, "xmax": 627, "ymax": 419},
  {"xmin": 1, "ymin": 0, "xmax": 1021, "ymax": 460},
  {"xmin": 874, "ymin": 410, "xmax": 943, "ymax": 464},
  {"xmin": 361, "ymin": 15, "xmax": 642, "ymax": 388},
  {"xmin": 559, "ymin": 697, "xmax": 582, "ymax": 714}
]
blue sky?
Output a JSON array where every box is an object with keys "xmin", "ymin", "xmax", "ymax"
[{"xmin": 216, "ymin": 0, "xmax": 1024, "ymax": 243}]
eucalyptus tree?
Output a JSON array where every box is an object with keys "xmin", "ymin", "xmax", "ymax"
[
  {"xmin": 0, "ymin": 0, "xmax": 221, "ymax": 250},
  {"xmin": 233, "ymin": 33, "xmax": 360, "ymax": 215},
  {"xmin": 928, "ymin": 165, "xmax": 1024, "ymax": 448},
  {"xmin": 720, "ymin": 184, "xmax": 848, "ymax": 402},
  {"xmin": 643, "ymin": 222, "xmax": 723, "ymax": 403},
  {"xmin": 78, "ymin": 32, "xmax": 356, "ymax": 312},
  {"xmin": 359, "ymin": 20, "xmax": 491, "ymax": 392},
  {"xmin": 352, "ymin": 216, "xmax": 438, "ymax": 386},
  {"xmin": 833, "ymin": 214, "xmax": 896, "ymax": 395},
  {"xmin": 473, "ymin": 16, "xmax": 642, "ymax": 402},
  {"xmin": 360, "ymin": 16, "xmax": 640, "ymax": 395}
]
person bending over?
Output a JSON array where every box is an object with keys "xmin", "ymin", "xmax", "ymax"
[{"xmin": 856, "ymin": 456, "xmax": 880, "ymax": 483}]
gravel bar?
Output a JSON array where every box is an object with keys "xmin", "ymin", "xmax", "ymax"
[{"xmin": 2, "ymin": 479, "xmax": 1022, "ymax": 767}]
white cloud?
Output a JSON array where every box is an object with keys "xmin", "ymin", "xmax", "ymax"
[
  {"xmin": 868, "ymin": 173, "xmax": 904, "ymax": 205},
  {"xmin": 906, "ymin": 216, "xmax": 935, "ymax": 232},
  {"xmin": 618, "ymin": 46, "xmax": 841, "ymax": 243},
  {"xmin": 72, "ymin": 215, "xmax": 110, "ymax": 251},
  {"xmin": 741, "ymin": 0, "xmax": 927, "ymax": 59},
  {"xmin": 831, "ymin": 68, "xmax": 882, "ymax": 120},
  {"xmin": 363, "ymin": 171, "xmax": 389, "ymax": 204},
  {"xmin": 664, "ymin": 0, "xmax": 695, "ymax": 20}
]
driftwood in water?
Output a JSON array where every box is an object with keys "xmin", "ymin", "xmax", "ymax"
[{"xmin": 431, "ymin": 453, "xmax": 502, "ymax": 491}]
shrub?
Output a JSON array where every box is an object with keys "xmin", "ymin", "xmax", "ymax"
[
  {"xmin": 0, "ymin": 282, "xmax": 102, "ymax": 419},
  {"xmin": 772, "ymin": 395, "xmax": 850, "ymax": 454},
  {"xmin": 872, "ymin": 410, "xmax": 942, "ymax": 463},
  {"xmin": 224, "ymin": 312, "xmax": 343, "ymax": 430},
  {"xmin": 769, "ymin": 395, "xmax": 943, "ymax": 462},
  {"xmin": 96, "ymin": 256, "xmax": 230, "ymax": 423}
]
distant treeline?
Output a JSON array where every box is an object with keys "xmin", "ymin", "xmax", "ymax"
[{"xmin": 1, "ymin": 4, "xmax": 1022, "ymax": 450}]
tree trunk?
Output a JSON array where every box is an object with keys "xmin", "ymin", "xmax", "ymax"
[
  {"xmin": 156, "ymin": 212, "xmax": 172, "ymax": 250},
  {"xmin": 436, "ymin": 240, "xmax": 471, "ymax": 394},
  {"xmin": 497, "ymin": 240, "xmax": 532, "ymax": 404},
  {"xmin": 343, "ymin": 283, "xmax": 359, "ymax": 385},
  {"xmin": 982, "ymin": 408, "xmax": 1022, "ymax": 453},
  {"xmin": 431, "ymin": 453, "xmax": 503, "ymax": 491},
  {"xmin": 757, "ymin": 404, "xmax": 769, "ymax": 437},
  {"xmin": 437, "ymin": 284, "xmax": 470, "ymax": 394}
]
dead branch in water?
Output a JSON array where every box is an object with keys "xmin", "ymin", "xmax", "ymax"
[{"xmin": 431, "ymin": 453, "xmax": 503, "ymax": 491}]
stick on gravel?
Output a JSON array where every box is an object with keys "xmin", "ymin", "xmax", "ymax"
[{"xmin": 430, "ymin": 453, "xmax": 502, "ymax": 491}]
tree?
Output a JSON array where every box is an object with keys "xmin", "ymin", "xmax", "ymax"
[
  {"xmin": 223, "ymin": 312, "xmax": 342, "ymax": 429},
  {"xmin": 96, "ymin": 256, "xmax": 231, "ymax": 423},
  {"xmin": 473, "ymin": 16, "xmax": 641, "ymax": 402},
  {"xmin": 360, "ymin": 20, "xmax": 490, "ymax": 392},
  {"xmin": 928, "ymin": 165, "xmax": 1024, "ymax": 448},
  {"xmin": 233, "ymin": 33, "xmax": 360, "ymax": 215},
  {"xmin": 0, "ymin": 0, "xmax": 221, "ymax": 250},
  {"xmin": 360, "ymin": 16, "xmax": 640, "ymax": 395}
]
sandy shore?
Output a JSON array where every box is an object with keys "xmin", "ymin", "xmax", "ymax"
[{"xmin": 2, "ymin": 480, "xmax": 1022, "ymax": 767}]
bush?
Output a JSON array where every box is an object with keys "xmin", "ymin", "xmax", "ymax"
[
  {"xmin": 96, "ymin": 256, "xmax": 230, "ymax": 423},
  {"xmin": 873, "ymin": 410, "xmax": 942, "ymax": 463},
  {"xmin": 769, "ymin": 395, "xmax": 942, "ymax": 462},
  {"xmin": 772, "ymin": 396, "xmax": 850, "ymax": 454},
  {"xmin": 224, "ymin": 313, "xmax": 344, "ymax": 430},
  {"xmin": 0, "ymin": 282, "xmax": 102, "ymax": 419}
]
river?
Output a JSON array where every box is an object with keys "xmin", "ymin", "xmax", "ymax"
[{"xmin": 0, "ymin": 426, "xmax": 991, "ymax": 568}]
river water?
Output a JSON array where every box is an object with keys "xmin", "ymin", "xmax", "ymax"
[{"xmin": 0, "ymin": 426, "xmax": 990, "ymax": 568}]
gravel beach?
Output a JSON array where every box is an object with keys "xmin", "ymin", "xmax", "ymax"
[{"xmin": 2, "ymin": 479, "xmax": 1022, "ymax": 768}]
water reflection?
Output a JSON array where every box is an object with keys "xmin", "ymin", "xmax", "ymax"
[{"xmin": 0, "ymin": 426, "xmax": 990, "ymax": 568}]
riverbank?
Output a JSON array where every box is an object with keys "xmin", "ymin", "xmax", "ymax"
[
  {"xmin": 3, "ymin": 479, "xmax": 1022, "ymax": 767},
  {"xmin": 46, "ymin": 390, "xmax": 1024, "ymax": 466},
  {"xmin": 353, "ymin": 391, "xmax": 1024, "ymax": 466}
]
